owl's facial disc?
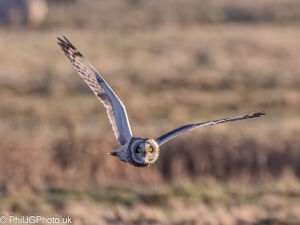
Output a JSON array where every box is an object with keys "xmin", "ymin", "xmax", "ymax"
[{"xmin": 131, "ymin": 139, "xmax": 160, "ymax": 166}]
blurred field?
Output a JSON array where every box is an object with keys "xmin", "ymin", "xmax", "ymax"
[
  {"xmin": 0, "ymin": 0, "xmax": 300, "ymax": 224},
  {"xmin": 1, "ymin": 178, "xmax": 300, "ymax": 225}
]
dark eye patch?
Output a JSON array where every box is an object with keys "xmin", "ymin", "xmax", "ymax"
[{"xmin": 136, "ymin": 147, "xmax": 142, "ymax": 153}]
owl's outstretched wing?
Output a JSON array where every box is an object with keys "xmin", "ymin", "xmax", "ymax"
[
  {"xmin": 156, "ymin": 112, "xmax": 265, "ymax": 146},
  {"xmin": 57, "ymin": 36, "xmax": 133, "ymax": 145}
]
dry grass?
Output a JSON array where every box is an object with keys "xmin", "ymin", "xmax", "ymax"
[
  {"xmin": 45, "ymin": 0, "xmax": 300, "ymax": 30},
  {"xmin": 1, "ymin": 19, "xmax": 300, "ymax": 189},
  {"xmin": 1, "ymin": 178, "xmax": 300, "ymax": 225}
]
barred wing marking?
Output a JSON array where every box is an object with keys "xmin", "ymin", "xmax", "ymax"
[
  {"xmin": 57, "ymin": 36, "xmax": 133, "ymax": 145},
  {"xmin": 156, "ymin": 112, "xmax": 265, "ymax": 146}
]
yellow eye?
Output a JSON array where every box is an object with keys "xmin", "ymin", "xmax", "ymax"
[
  {"xmin": 148, "ymin": 147, "xmax": 153, "ymax": 152},
  {"xmin": 137, "ymin": 147, "xmax": 142, "ymax": 153}
]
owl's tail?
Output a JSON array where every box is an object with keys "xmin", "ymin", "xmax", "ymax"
[
  {"xmin": 108, "ymin": 147, "xmax": 123, "ymax": 157},
  {"xmin": 108, "ymin": 151, "xmax": 118, "ymax": 156}
]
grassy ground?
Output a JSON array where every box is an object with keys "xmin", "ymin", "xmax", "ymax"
[
  {"xmin": 1, "ymin": 177, "xmax": 300, "ymax": 225},
  {"xmin": 0, "ymin": 25, "xmax": 299, "ymax": 187}
]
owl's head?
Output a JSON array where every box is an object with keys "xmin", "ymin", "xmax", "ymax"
[{"xmin": 131, "ymin": 138, "xmax": 160, "ymax": 166}]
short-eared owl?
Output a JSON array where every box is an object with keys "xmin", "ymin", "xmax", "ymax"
[{"xmin": 57, "ymin": 36, "xmax": 265, "ymax": 167}]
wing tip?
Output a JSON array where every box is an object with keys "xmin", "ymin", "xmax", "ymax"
[
  {"xmin": 244, "ymin": 112, "xmax": 266, "ymax": 119},
  {"xmin": 242, "ymin": 112, "xmax": 267, "ymax": 119},
  {"xmin": 57, "ymin": 35, "xmax": 76, "ymax": 51},
  {"xmin": 57, "ymin": 35, "xmax": 84, "ymax": 62}
]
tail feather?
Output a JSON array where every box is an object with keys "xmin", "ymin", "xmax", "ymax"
[{"xmin": 108, "ymin": 150, "xmax": 119, "ymax": 157}]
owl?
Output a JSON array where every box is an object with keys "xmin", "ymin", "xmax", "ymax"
[{"xmin": 57, "ymin": 36, "xmax": 265, "ymax": 167}]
